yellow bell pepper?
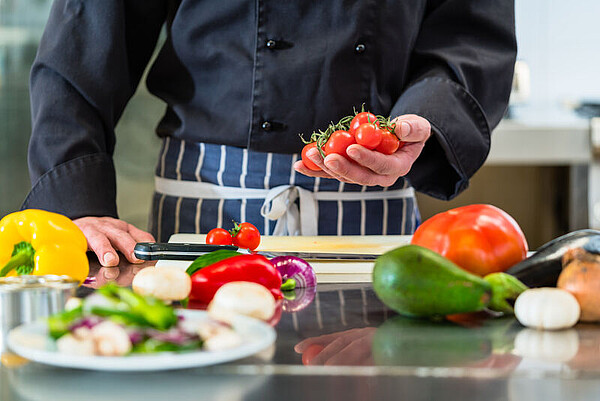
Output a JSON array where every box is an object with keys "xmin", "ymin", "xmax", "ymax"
[{"xmin": 0, "ymin": 209, "xmax": 89, "ymax": 283}]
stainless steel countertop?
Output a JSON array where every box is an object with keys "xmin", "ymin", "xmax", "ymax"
[{"xmin": 2, "ymin": 257, "xmax": 600, "ymax": 401}]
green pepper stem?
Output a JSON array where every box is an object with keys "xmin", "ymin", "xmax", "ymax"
[
  {"xmin": 280, "ymin": 278, "xmax": 297, "ymax": 291},
  {"xmin": 484, "ymin": 272, "xmax": 528, "ymax": 314},
  {"xmin": 0, "ymin": 252, "xmax": 32, "ymax": 277}
]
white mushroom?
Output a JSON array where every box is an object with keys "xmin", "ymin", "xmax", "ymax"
[
  {"xmin": 72, "ymin": 326, "xmax": 92, "ymax": 340},
  {"xmin": 203, "ymin": 331, "xmax": 243, "ymax": 351},
  {"xmin": 197, "ymin": 320, "xmax": 243, "ymax": 351},
  {"xmin": 207, "ymin": 281, "xmax": 276, "ymax": 324},
  {"xmin": 90, "ymin": 321, "xmax": 132, "ymax": 356},
  {"xmin": 197, "ymin": 320, "xmax": 234, "ymax": 341},
  {"xmin": 132, "ymin": 266, "xmax": 191, "ymax": 302},
  {"xmin": 64, "ymin": 297, "xmax": 82, "ymax": 312},
  {"xmin": 56, "ymin": 333, "xmax": 95, "ymax": 356}
]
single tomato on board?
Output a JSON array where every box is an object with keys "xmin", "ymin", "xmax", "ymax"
[
  {"xmin": 206, "ymin": 228, "xmax": 233, "ymax": 246},
  {"xmin": 411, "ymin": 204, "xmax": 528, "ymax": 276},
  {"xmin": 231, "ymin": 222, "xmax": 261, "ymax": 251}
]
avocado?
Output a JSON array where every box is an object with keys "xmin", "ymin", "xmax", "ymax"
[{"xmin": 372, "ymin": 245, "xmax": 492, "ymax": 318}]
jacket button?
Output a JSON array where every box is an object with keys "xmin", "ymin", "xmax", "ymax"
[
  {"xmin": 261, "ymin": 121, "xmax": 272, "ymax": 131},
  {"xmin": 355, "ymin": 43, "xmax": 366, "ymax": 54},
  {"xmin": 266, "ymin": 39, "xmax": 277, "ymax": 49}
]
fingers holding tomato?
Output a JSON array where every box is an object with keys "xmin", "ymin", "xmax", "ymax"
[
  {"xmin": 375, "ymin": 130, "xmax": 403, "ymax": 155},
  {"xmin": 295, "ymin": 108, "xmax": 430, "ymax": 187},
  {"xmin": 324, "ymin": 130, "xmax": 355, "ymax": 158},
  {"xmin": 301, "ymin": 142, "xmax": 322, "ymax": 171},
  {"xmin": 354, "ymin": 123, "xmax": 383, "ymax": 150},
  {"xmin": 391, "ymin": 114, "xmax": 431, "ymax": 143}
]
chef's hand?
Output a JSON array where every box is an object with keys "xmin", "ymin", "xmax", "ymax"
[
  {"xmin": 294, "ymin": 114, "xmax": 430, "ymax": 186},
  {"xmin": 73, "ymin": 217, "xmax": 155, "ymax": 266},
  {"xmin": 295, "ymin": 327, "xmax": 376, "ymax": 366}
]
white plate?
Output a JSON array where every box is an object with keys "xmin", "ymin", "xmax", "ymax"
[{"xmin": 7, "ymin": 309, "xmax": 276, "ymax": 372}]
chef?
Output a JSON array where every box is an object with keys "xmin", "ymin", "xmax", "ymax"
[{"xmin": 22, "ymin": 0, "xmax": 516, "ymax": 266}]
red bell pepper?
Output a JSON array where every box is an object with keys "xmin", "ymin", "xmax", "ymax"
[{"xmin": 189, "ymin": 254, "xmax": 282, "ymax": 305}]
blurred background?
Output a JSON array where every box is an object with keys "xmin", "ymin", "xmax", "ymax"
[{"xmin": 1, "ymin": 0, "xmax": 599, "ymax": 248}]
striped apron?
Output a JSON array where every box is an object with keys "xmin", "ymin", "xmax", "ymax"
[{"xmin": 149, "ymin": 137, "xmax": 420, "ymax": 242}]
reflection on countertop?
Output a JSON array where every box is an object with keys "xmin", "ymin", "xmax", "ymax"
[{"xmin": 1, "ymin": 256, "xmax": 599, "ymax": 401}]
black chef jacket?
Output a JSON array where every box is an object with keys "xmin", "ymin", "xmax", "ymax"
[{"xmin": 22, "ymin": 0, "xmax": 516, "ymax": 220}]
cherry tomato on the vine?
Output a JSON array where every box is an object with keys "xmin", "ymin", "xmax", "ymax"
[
  {"xmin": 206, "ymin": 228, "xmax": 233, "ymax": 245},
  {"xmin": 375, "ymin": 130, "xmax": 402, "ymax": 155},
  {"xmin": 324, "ymin": 130, "xmax": 355, "ymax": 158},
  {"xmin": 232, "ymin": 222, "xmax": 261, "ymax": 251},
  {"xmin": 301, "ymin": 142, "xmax": 322, "ymax": 171},
  {"xmin": 349, "ymin": 112, "xmax": 377, "ymax": 135},
  {"xmin": 355, "ymin": 123, "xmax": 383, "ymax": 150}
]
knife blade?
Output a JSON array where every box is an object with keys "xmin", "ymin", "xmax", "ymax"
[{"xmin": 134, "ymin": 242, "xmax": 380, "ymax": 261}]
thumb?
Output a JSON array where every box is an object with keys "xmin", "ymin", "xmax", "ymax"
[{"xmin": 392, "ymin": 114, "xmax": 431, "ymax": 143}]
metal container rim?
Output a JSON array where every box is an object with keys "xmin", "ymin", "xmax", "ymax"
[{"xmin": 0, "ymin": 275, "xmax": 79, "ymax": 292}]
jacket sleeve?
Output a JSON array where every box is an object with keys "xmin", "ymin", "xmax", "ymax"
[
  {"xmin": 390, "ymin": 0, "xmax": 517, "ymax": 200},
  {"xmin": 22, "ymin": 0, "xmax": 168, "ymax": 218}
]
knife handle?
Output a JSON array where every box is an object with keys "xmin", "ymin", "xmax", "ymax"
[{"xmin": 134, "ymin": 242, "xmax": 239, "ymax": 261}]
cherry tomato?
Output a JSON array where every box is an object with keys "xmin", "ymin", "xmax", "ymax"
[
  {"xmin": 355, "ymin": 123, "xmax": 383, "ymax": 150},
  {"xmin": 349, "ymin": 112, "xmax": 377, "ymax": 135},
  {"xmin": 375, "ymin": 130, "xmax": 401, "ymax": 155},
  {"xmin": 206, "ymin": 228, "xmax": 233, "ymax": 245},
  {"xmin": 232, "ymin": 222, "xmax": 261, "ymax": 250},
  {"xmin": 301, "ymin": 142, "xmax": 322, "ymax": 171},
  {"xmin": 324, "ymin": 130, "xmax": 355, "ymax": 158},
  {"xmin": 302, "ymin": 344, "xmax": 325, "ymax": 365}
]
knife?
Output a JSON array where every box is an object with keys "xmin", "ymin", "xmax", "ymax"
[{"xmin": 134, "ymin": 242, "xmax": 380, "ymax": 261}]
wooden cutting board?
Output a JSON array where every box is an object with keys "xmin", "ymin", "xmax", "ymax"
[{"xmin": 157, "ymin": 234, "xmax": 412, "ymax": 283}]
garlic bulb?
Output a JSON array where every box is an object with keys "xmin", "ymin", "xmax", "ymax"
[{"xmin": 514, "ymin": 288, "xmax": 580, "ymax": 330}]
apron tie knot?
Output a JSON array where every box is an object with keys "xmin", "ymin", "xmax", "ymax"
[{"xmin": 260, "ymin": 185, "xmax": 318, "ymax": 236}]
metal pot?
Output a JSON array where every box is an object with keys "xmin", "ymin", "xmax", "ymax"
[{"xmin": 0, "ymin": 275, "xmax": 78, "ymax": 352}]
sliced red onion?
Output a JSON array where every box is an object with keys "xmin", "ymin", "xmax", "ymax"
[
  {"xmin": 83, "ymin": 276, "xmax": 96, "ymax": 286},
  {"xmin": 270, "ymin": 256, "xmax": 317, "ymax": 289},
  {"xmin": 146, "ymin": 327, "xmax": 199, "ymax": 345},
  {"xmin": 127, "ymin": 329, "xmax": 145, "ymax": 345},
  {"xmin": 282, "ymin": 285, "xmax": 317, "ymax": 313},
  {"xmin": 69, "ymin": 316, "xmax": 102, "ymax": 331}
]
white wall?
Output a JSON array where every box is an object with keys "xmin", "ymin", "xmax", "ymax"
[{"xmin": 516, "ymin": 0, "xmax": 600, "ymax": 106}]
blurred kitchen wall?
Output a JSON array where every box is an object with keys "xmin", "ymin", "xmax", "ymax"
[
  {"xmin": 417, "ymin": 0, "xmax": 600, "ymax": 247},
  {"xmin": 0, "ymin": 0, "xmax": 599, "ymax": 246},
  {"xmin": 0, "ymin": 0, "xmax": 163, "ymax": 229},
  {"xmin": 515, "ymin": 0, "xmax": 600, "ymax": 106}
]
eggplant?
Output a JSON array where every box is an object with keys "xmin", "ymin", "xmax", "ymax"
[{"xmin": 506, "ymin": 229, "xmax": 600, "ymax": 287}]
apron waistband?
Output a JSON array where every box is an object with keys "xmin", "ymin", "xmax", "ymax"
[{"xmin": 155, "ymin": 176, "xmax": 415, "ymax": 236}]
